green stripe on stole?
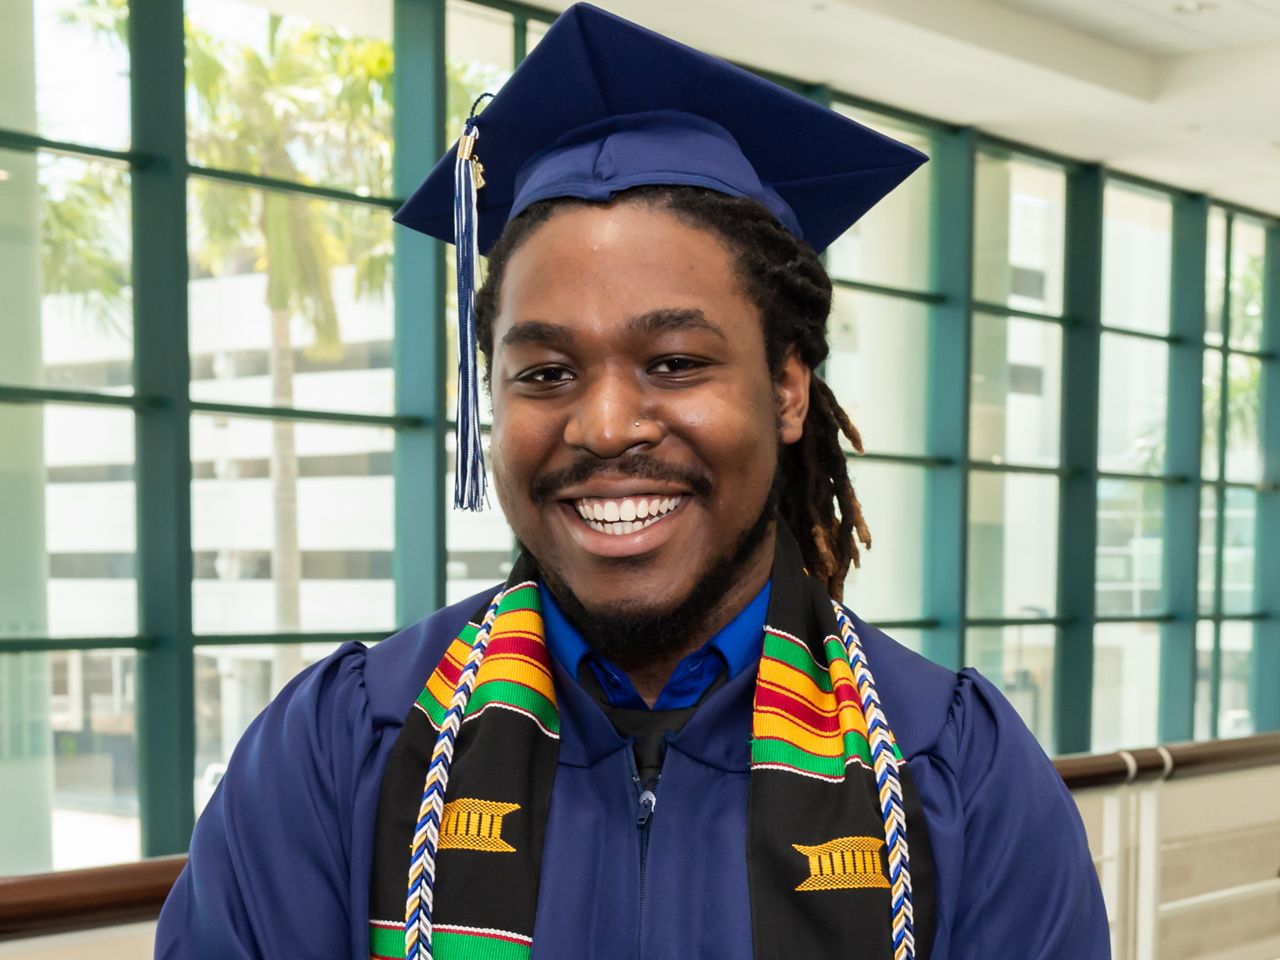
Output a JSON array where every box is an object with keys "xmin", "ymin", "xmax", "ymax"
[{"xmin": 368, "ymin": 924, "xmax": 532, "ymax": 960}]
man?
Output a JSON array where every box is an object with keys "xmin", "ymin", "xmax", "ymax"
[{"xmin": 157, "ymin": 5, "xmax": 1109, "ymax": 959}]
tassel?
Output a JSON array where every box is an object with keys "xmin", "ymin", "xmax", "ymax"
[{"xmin": 452, "ymin": 94, "xmax": 493, "ymax": 511}]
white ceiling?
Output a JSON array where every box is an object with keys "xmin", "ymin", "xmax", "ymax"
[{"xmin": 518, "ymin": 0, "xmax": 1280, "ymax": 217}]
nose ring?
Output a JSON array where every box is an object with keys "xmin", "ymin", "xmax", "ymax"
[{"xmin": 633, "ymin": 420, "xmax": 641, "ymax": 428}]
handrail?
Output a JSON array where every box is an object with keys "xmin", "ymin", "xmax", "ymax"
[{"xmin": 2, "ymin": 732, "xmax": 1279, "ymax": 940}]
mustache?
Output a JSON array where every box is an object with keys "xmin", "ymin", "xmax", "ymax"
[{"xmin": 530, "ymin": 454, "xmax": 713, "ymax": 504}]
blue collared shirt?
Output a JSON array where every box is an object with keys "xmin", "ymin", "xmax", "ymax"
[{"xmin": 539, "ymin": 580, "xmax": 771, "ymax": 710}]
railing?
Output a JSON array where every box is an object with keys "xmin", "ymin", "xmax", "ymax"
[{"xmin": 2, "ymin": 732, "xmax": 1279, "ymax": 946}]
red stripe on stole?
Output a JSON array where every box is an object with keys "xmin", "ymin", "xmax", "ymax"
[
  {"xmin": 754, "ymin": 684, "xmax": 850, "ymax": 735},
  {"xmin": 483, "ymin": 631, "xmax": 552, "ymax": 667}
]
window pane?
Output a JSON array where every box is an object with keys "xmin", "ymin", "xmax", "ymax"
[
  {"xmin": 0, "ymin": 0, "xmax": 130, "ymax": 149},
  {"xmin": 844, "ymin": 462, "xmax": 926, "ymax": 622},
  {"xmin": 973, "ymin": 152, "xmax": 1066, "ymax": 316},
  {"xmin": 1219, "ymin": 621, "xmax": 1255, "ymax": 738},
  {"xmin": 1102, "ymin": 184, "xmax": 1171, "ymax": 335},
  {"xmin": 1092, "ymin": 622, "xmax": 1160, "ymax": 752},
  {"xmin": 0, "ymin": 404, "xmax": 137, "ymax": 640},
  {"xmin": 884, "ymin": 628, "xmax": 924, "ymax": 656},
  {"xmin": 827, "ymin": 107, "xmax": 932, "ymax": 292},
  {"xmin": 1096, "ymin": 479, "xmax": 1164, "ymax": 617},
  {"xmin": 1221, "ymin": 488, "xmax": 1256, "ymax": 615},
  {"xmin": 446, "ymin": 0, "xmax": 515, "ymax": 142},
  {"xmin": 186, "ymin": 0, "xmax": 394, "ymax": 196},
  {"xmin": 188, "ymin": 179, "xmax": 394, "ymax": 417},
  {"xmin": 1098, "ymin": 333, "xmax": 1168, "ymax": 474},
  {"xmin": 1205, "ymin": 207, "xmax": 1227, "ymax": 346},
  {"xmin": 0, "ymin": 150, "xmax": 133, "ymax": 393},
  {"xmin": 969, "ymin": 313, "xmax": 1062, "ymax": 467},
  {"xmin": 966, "ymin": 626, "xmax": 1055, "ymax": 746},
  {"xmin": 1229, "ymin": 217, "xmax": 1266, "ymax": 351},
  {"xmin": 967, "ymin": 472, "xmax": 1058, "ymax": 619},
  {"xmin": 1194, "ymin": 619, "xmax": 1214, "ymax": 740},
  {"xmin": 827, "ymin": 290, "xmax": 929, "ymax": 457},
  {"xmin": 1201, "ymin": 350, "xmax": 1222, "ymax": 480},
  {"xmin": 525, "ymin": 18, "xmax": 551, "ymax": 54},
  {"xmin": 446, "ymin": 431, "xmax": 514, "ymax": 605},
  {"xmin": 1224, "ymin": 353, "xmax": 1262, "ymax": 484},
  {"xmin": 1198, "ymin": 485, "xmax": 1217, "ymax": 615},
  {"xmin": 191, "ymin": 415, "xmax": 395, "ymax": 634},
  {"xmin": 0, "ymin": 650, "xmax": 139, "ymax": 876},
  {"xmin": 194, "ymin": 641, "xmax": 341, "ymax": 815}
]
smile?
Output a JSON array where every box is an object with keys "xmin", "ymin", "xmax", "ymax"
[{"xmin": 572, "ymin": 495, "xmax": 684, "ymax": 536}]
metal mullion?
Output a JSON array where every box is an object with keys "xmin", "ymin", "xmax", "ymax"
[
  {"xmin": 1099, "ymin": 325, "xmax": 1181, "ymax": 346},
  {"xmin": 1055, "ymin": 164, "xmax": 1104, "ymax": 755},
  {"xmin": 966, "ymin": 616, "xmax": 1071, "ymax": 629},
  {"xmin": 187, "ymin": 165, "xmax": 401, "ymax": 210},
  {"xmin": 970, "ymin": 301, "xmax": 1068, "ymax": 325},
  {"xmin": 471, "ymin": 0, "xmax": 556, "ymax": 24},
  {"xmin": 830, "ymin": 277, "xmax": 944, "ymax": 305},
  {"xmin": 0, "ymin": 385, "xmax": 154, "ymax": 409},
  {"xmin": 1254, "ymin": 224, "xmax": 1280, "ymax": 731},
  {"xmin": 392, "ymin": 0, "xmax": 448, "ymax": 625},
  {"xmin": 1096, "ymin": 470, "xmax": 1189, "ymax": 486},
  {"xmin": 1209, "ymin": 612, "xmax": 1269, "ymax": 623},
  {"xmin": 0, "ymin": 637, "xmax": 155, "ymax": 653},
  {"xmin": 1223, "ymin": 346, "xmax": 1277, "ymax": 362},
  {"xmin": 874, "ymin": 619, "xmax": 942, "ymax": 631},
  {"xmin": 189, "ymin": 400, "xmax": 424, "ymax": 430},
  {"xmin": 1161, "ymin": 193, "xmax": 1208, "ymax": 742},
  {"xmin": 513, "ymin": 10, "xmax": 527, "ymax": 64},
  {"xmin": 0, "ymin": 128, "xmax": 140, "ymax": 166},
  {"xmin": 924, "ymin": 125, "xmax": 975, "ymax": 671},
  {"xmin": 968, "ymin": 461, "xmax": 1069, "ymax": 478},
  {"xmin": 1094, "ymin": 614, "xmax": 1176, "ymax": 625},
  {"xmin": 193, "ymin": 631, "xmax": 390, "ymax": 647},
  {"xmin": 1210, "ymin": 215, "xmax": 1234, "ymax": 737},
  {"xmin": 130, "ymin": 0, "xmax": 196, "ymax": 857}
]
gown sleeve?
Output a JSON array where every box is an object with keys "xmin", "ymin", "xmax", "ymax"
[
  {"xmin": 155, "ymin": 642, "xmax": 376, "ymax": 959},
  {"xmin": 944, "ymin": 669, "xmax": 1111, "ymax": 960}
]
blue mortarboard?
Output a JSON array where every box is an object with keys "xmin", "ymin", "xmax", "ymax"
[{"xmin": 395, "ymin": 2, "xmax": 928, "ymax": 510}]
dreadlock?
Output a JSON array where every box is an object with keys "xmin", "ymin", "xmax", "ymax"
[{"xmin": 472, "ymin": 185, "xmax": 871, "ymax": 598}]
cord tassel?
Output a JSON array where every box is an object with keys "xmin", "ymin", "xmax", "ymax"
[{"xmin": 452, "ymin": 95, "xmax": 493, "ymax": 511}]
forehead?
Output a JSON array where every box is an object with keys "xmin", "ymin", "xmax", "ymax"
[{"xmin": 494, "ymin": 202, "xmax": 757, "ymax": 337}]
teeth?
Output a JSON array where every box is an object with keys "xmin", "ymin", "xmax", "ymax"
[{"xmin": 575, "ymin": 495, "xmax": 682, "ymax": 534}]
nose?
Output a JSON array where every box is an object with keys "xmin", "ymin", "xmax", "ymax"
[{"xmin": 562, "ymin": 367, "xmax": 662, "ymax": 458}]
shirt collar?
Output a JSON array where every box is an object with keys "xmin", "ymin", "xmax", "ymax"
[{"xmin": 538, "ymin": 579, "xmax": 771, "ymax": 689}]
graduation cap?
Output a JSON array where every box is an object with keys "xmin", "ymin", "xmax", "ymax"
[{"xmin": 395, "ymin": 2, "xmax": 928, "ymax": 511}]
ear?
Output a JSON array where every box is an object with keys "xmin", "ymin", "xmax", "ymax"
[{"xmin": 775, "ymin": 348, "xmax": 811, "ymax": 446}]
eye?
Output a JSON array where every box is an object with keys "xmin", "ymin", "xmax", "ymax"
[
  {"xmin": 650, "ymin": 356, "xmax": 709, "ymax": 376},
  {"xmin": 517, "ymin": 365, "xmax": 575, "ymax": 385}
]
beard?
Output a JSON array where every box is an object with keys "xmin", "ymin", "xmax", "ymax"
[{"xmin": 527, "ymin": 478, "xmax": 779, "ymax": 668}]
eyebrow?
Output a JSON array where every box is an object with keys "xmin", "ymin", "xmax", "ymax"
[{"xmin": 499, "ymin": 309, "xmax": 726, "ymax": 349}]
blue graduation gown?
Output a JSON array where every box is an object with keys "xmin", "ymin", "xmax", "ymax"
[{"xmin": 155, "ymin": 588, "xmax": 1110, "ymax": 958}]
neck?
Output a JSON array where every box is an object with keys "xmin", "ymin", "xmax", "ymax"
[{"xmin": 619, "ymin": 528, "xmax": 775, "ymax": 707}]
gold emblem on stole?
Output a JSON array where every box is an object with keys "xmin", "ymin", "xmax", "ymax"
[
  {"xmin": 792, "ymin": 836, "xmax": 890, "ymax": 891},
  {"xmin": 438, "ymin": 798, "xmax": 521, "ymax": 853}
]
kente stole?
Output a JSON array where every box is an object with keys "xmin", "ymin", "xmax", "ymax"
[{"xmin": 369, "ymin": 533, "xmax": 935, "ymax": 959}]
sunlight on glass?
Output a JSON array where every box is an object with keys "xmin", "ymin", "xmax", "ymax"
[
  {"xmin": 1201, "ymin": 350, "xmax": 1222, "ymax": 480},
  {"xmin": 966, "ymin": 625, "xmax": 1055, "ymax": 746},
  {"xmin": 1194, "ymin": 619, "xmax": 1214, "ymax": 740},
  {"xmin": 967, "ymin": 472, "xmax": 1058, "ymax": 619},
  {"xmin": 1205, "ymin": 207, "xmax": 1227, "ymax": 346},
  {"xmin": 1198, "ymin": 485, "xmax": 1217, "ymax": 615},
  {"xmin": 974, "ymin": 152, "xmax": 1066, "ymax": 316},
  {"xmin": 1224, "ymin": 353, "xmax": 1262, "ymax": 483},
  {"xmin": 1228, "ymin": 217, "xmax": 1266, "ymax": 351},
  {"xmin": 1097, "ymin": 333, "xmax": 1168, "ymax": 474},
  {"xmin": 446, "ymin": 431, "xmax": 514, "ymax": 604},
  {"xmin": 190, "ymin": 414, "xmax": 395, "ymax": 635},
  {"xmin": 185, "ymin": 0, "xmax": 393, "ymax": 195},
  {"xmin": 0, "ymin": 0, "xmax": 130, "ymax": 149},
  {"xmin": 0, "ymin": 149, "xmax": 132, "ymax": 393},
  {"xmin": 1101, "ymin": 183, "xmax": 1171, "ymax": 336},
  {"xmin": 1218, "ymin": 621, "xmax": 1256, "ymax": 738},
  {"xmin": 969, "ymin": 313, "xmax": 1062, "ymax": 467},
  {"xmin": 1092, "ymin": 622, "xmax": 1160, "ymax": 752},
  {"xmin": 827, "ymin": 289, "xmax": 929, "ymax": 457},
  {"xmin": 446, "ymin": 0, "xmax": 515, "ymax": 143},
  {"xmin": 188, "ymin": 178, "xmax": 394, "ymax": 416},
  {"xmin": 1095, "ymin": 479, "xmax": 1163, "ymax": 617},
  {"xmin": 844, "ymin": 462, "xmax": 925, "ymax": 622},
  {"xmin": 827, "ymin": 106, "xmax": 932, "ymax": 292},
  {"xmin": 0, "ymin": 404, "xmax": 136, "ymax": 640},
  {"xmin": 1221, "ymin": 487, "xmax": 1256, "ymax": 615},
  {"xmin": 0, "ymin": 649, "xmax": 140, "ymax": 875}
]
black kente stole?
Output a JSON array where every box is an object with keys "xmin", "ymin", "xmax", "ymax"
[{"xmin": 369, "ymin": 530, "xmax": 935, "ymax": 959}]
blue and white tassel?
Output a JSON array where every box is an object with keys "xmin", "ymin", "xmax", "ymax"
[{"xmin": 452, "ymin": 95, "xmax": 493, "ymax": 511}]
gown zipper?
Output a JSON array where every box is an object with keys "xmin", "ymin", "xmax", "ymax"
[{"xmin": 631, "ymin": 754, "xmax": 659, "ymax": 960}]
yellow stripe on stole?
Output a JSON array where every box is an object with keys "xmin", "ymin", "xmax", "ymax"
[
  {"xmin": 473, "ymin": 652, "xmax": 556, "ymax": 700},
  {"xmin": 754, "ymin": 712, "xmax": 858, "ymax": 758}
]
